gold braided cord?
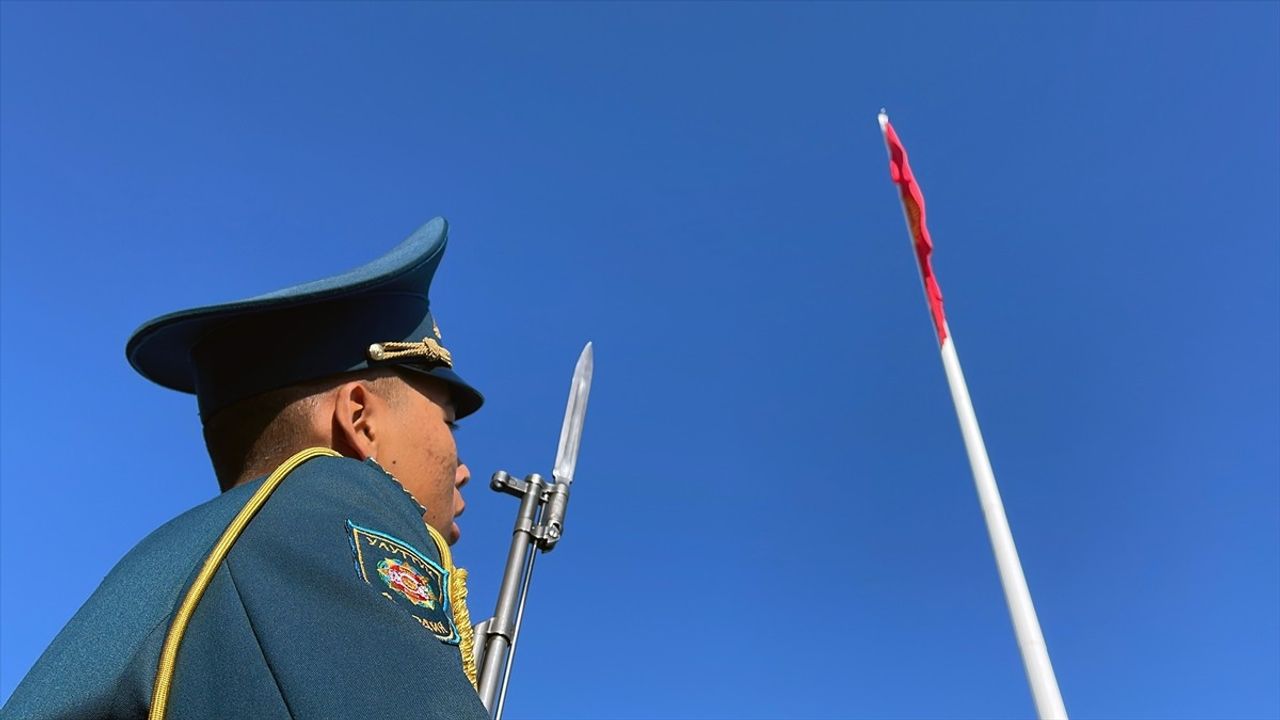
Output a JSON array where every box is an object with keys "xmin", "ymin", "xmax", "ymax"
[
  {"xmin": 451, "ymin": 567, "xmax": 479, "ymax": 689},
  {"xmin": 424, "ymin": 523, "xmax": 478, "ymax": 689},
  {"xmin": 149, "ymin": 447, "xmax": 341, "ymax": 720},
  {"xmin": 367, "ymin": 337, "xmax": 453, "ymax": 367}
]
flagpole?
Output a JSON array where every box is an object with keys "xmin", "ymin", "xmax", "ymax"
[{"xmin": 878, "ymin": 111, "xmax": 1068, "ymax": 720}]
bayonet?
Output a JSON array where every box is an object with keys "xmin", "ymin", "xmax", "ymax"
[
  {"xmin": 552, "ymin": 342, "xmax": 594, "ymax": 487},
  {"xmin": 541, "ymin": 342, "xmax": 592, "ymax": 545}
]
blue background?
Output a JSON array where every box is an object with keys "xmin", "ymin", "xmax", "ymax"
[{"xmin": 2, "ymin": 3, "xmax": 1277, "ymax": 718}]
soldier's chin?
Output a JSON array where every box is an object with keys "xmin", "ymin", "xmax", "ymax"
[{"xmin": 448, "ymin": 521, "xmax": 462, "ymax": 544}]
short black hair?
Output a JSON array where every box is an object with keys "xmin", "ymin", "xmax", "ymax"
[
  {"xmin": 202, "ymin": 382, "xmax": 325, "ymax": 491},
  {"xmin": 202, "ymin": 369, "xmax": 408, "ymax": 490}
]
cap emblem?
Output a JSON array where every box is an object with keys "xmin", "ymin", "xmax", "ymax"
[{"xmin": 367, "ymin": 337, "xmax": 453, "ymax": 368}]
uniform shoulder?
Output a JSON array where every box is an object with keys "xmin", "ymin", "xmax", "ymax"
[
  {"xmin": 68, "ymin": 482, "xmax": 262, "ymax": 636},
  {"xmin": 2, "ymin": 482, "xmax": 258, "ymax": 718},
  {"xmin": 231, "ymin": 453, "xmax": 441, "ymax": 564}
]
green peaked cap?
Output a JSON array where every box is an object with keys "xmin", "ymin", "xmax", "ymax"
[{"xmin": 126, "ymin": 218, "xmax": 484, "ymax": 421}]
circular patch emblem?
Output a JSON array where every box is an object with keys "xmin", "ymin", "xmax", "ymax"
[{"xmin": 377, "ymin": 558, "xmax": 439, "ymax": 609}]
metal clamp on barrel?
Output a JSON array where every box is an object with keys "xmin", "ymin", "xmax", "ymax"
[{"xmin": 537, "ymin": 481, "xmax": 571, "ymax": 550}]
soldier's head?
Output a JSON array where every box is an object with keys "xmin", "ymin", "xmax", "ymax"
[
  {"xmin": 202, "ymin": 367, "xmax": 472, "ymax": 543},
  {"xmin": 126, "ymin": 219, "xmax": 483, "ymax": 544}
]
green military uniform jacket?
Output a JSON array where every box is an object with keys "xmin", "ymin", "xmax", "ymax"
[{"xmin": 4, "ymin": 453, "xmax": 488, "ymax": 720}]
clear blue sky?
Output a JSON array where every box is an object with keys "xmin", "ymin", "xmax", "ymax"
[{"xmin": 2, "ymin": 3, "xmax": 1277, "ymax": 718}]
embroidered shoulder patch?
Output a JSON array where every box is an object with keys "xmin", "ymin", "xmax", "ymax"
[{"xmin": 346, "ymin": 521, "xmax": 460, "ymax": 645}]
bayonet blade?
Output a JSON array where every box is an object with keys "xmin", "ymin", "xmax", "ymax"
[{"xmin": 551, "ymin": 342, "xmax": 593, "ymax": 485}]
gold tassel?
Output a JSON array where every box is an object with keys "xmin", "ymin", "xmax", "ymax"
[
  {"xmin": 424, "ymin": 521, "xmax": 478, "ymax": 689},
  {"xmin": 450, "ymin": 566, "xmax": 479, "ymax": 689}
]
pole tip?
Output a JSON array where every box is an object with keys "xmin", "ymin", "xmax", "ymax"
[{"xmin": 877, "ymin": 109, "xmax": 889, "ymax": 131}]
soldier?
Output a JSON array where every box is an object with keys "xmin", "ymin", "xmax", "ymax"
[{"xmin": 3, "ymin": 218, "xmax": 490, "ymax": 719}]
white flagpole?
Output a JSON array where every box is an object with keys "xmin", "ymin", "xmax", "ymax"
[{"xmin": 878, "ymin": 111, "xmax": 1068, "ymax": 720}]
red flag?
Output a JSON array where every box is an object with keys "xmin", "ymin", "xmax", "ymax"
[{"xmin": 882, "ymin": 118, "xmax": 947, "ymax": 343}]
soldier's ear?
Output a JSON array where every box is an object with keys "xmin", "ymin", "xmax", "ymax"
[{"xmin": 331, "ymin": 380, "xmax": 380, "ymax": 461}]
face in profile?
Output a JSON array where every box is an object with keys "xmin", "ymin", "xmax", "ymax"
[{"xmin": 368, "ymin": 372, "xmax": 470, "ymax": 545}]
